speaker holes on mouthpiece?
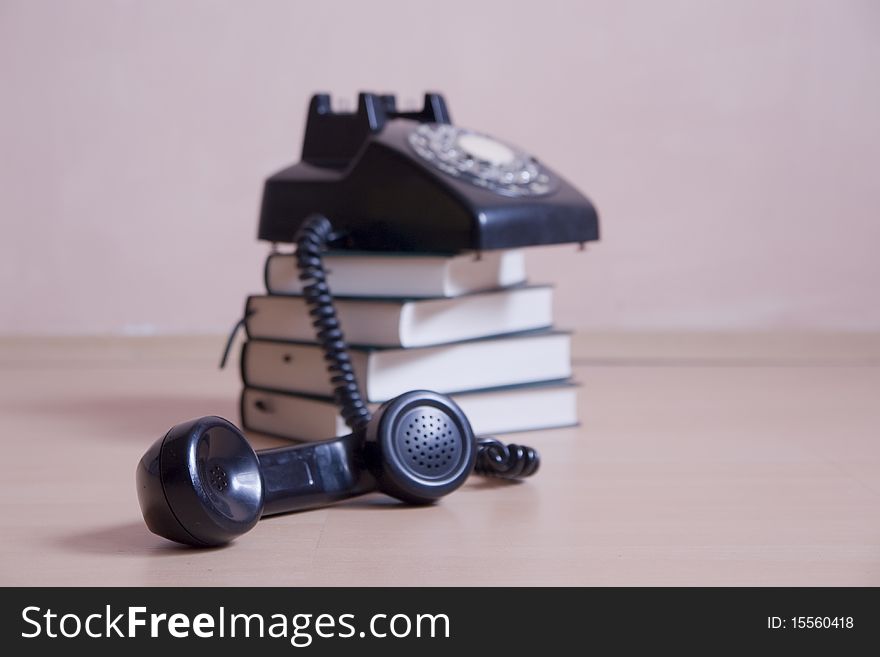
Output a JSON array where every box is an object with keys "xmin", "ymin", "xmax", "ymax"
[{"xmin": 396, "ymin": 408, "xmax": 460, "ymax": 477}]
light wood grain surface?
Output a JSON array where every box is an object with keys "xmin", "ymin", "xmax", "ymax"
[{"xmin": 1, "ymin": 333, "xmax": 878, "ymax": 586}]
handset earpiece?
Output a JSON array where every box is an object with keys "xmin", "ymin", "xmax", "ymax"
[
  {"xmin": 136, "ymin": 416, "xmax": 264, "ymax": 547},
  {"xmin": 136, "ymin": 390, "xmax": 476, "ymax": 547}
]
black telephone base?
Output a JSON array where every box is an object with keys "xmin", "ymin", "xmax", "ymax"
[{"xmin": 257, "ymin": 92, "xmax": 599, "ymax": 253}]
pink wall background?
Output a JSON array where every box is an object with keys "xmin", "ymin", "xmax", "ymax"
[{"xmin": 2, "ymin": 0, "xmax": 878, "ymax": 335}]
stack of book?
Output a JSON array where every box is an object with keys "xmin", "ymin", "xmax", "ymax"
[{"xmin": 239, "ymin": 249, "xmax": 577, "ymax": 441}]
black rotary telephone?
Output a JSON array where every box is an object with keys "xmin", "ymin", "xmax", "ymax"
[{"xmin": 136, "ymin": 92, "xmax": 599, "ymax": 547}]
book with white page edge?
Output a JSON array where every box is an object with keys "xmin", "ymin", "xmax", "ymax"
[
  {"xmin": 241, "ymin": 381, "xmax": 578, "ymax": 442},
  {"xmin": 244, "ymin": 285, "xmax": 553, "ymax": 348},
  {"xmin": 264, "ymin": 249, "xmax": 526, "ymax": 298},
  {"xmin": 241, "ymin": 330, "xmax": 571, "ymax": 403}
]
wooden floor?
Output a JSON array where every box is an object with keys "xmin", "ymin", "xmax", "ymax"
[{"xmin": 1, "ymin": 333, "xmax": 878, "ymax": 586}]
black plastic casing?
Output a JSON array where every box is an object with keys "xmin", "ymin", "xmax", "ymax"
[
  {"xmin": 257, "ymin": 92, "xmax": 600, "ymax": 252},
  {"xmin": 366, "ymin": 390, "xmax": 476, "ymax": 504}
]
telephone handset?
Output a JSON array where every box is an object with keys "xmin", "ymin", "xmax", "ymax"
[
  {"xmin": 136, "ymin": 92, "xmax": 595, "ymax": 547},
  {"xmin": 137, "ymin": 392, "xmax": 480, "ymax": 547}
]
